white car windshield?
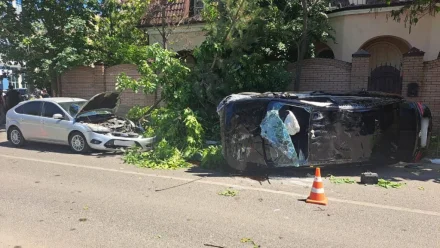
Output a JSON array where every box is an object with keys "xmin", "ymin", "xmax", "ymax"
[{"xmin": 58, "ymin": 101, "xmax": 87, "ymax": 116}]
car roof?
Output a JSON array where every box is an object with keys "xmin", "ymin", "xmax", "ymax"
[{"xmin": 32, "ymin": 97, "xmax": 87, "ymax": 103}]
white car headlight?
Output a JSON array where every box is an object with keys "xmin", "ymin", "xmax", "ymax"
[{"xmin": 86, "ymin": 124, "xmax": 111, "ymax": 133}]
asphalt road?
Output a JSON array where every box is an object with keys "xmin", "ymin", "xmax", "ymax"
[{"xmin": 1, "ymin": 130, "xmax": 440, "ymax": 248}]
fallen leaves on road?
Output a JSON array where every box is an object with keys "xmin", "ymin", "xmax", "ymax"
[
  {"xmin": 240, "ymin": 238, "xmax": 260, "ymax": 248},
  {"xmin": 328, "ymin": 175, "xmax": 356, "ymax": 184},
  {"xmin": 377, "ymin": 179, "xmax": 405, "ymax": 189},
  {"xmin": 78, "ymin": 218, "xmax": 87, "ymax": 222},
  {"xmin": 418, "ymin": 186, "xmax": 425, "ymax": 190},
  {"xmin": 218, "ymin": 188, "xmax": 238, "ymax": 197},
  {"xmin": 83, "ymin": 205, "xmax": 89, "ymax": 210}
]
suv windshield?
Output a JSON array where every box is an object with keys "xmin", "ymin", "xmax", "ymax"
[{"xmin": 58, "ymin": 101, "xmax": 87, "ymax": 116}]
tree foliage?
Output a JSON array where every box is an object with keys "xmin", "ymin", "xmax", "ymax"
[
  {"xmin": 189, "ymin": 0, "xmax": 332, "ymax": 118},
  {"xmin": 123, "ymin": 107, "xmax": 205, "ymax": 169},
  {"xmin": 119, "ymin": 0, "xmax": 333, "ymax": 169},
  {"xmin": 388, "ymin": 0, "xmax": 440, "ymax": 32},
  {"xmin": 90, "ymin": 0, "xmax": 150, "ymax": 65},
  {"xmin": 0, "ymin": 0, "xmax": 149, "ymax": 92},
  {"xmin": 116, "ymin": 43, "xmax": 191, "ymax": 108},
  {"xmin": 0, "ymin": 0, "xmax": 95, "ymax": 91}
]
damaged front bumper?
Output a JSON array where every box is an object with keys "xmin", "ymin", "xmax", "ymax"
[{"xmin": 84, "ymin": 131, "xmax": 155, "ymax": 151}]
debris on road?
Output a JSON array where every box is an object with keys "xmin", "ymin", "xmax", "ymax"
[
  {"xmin": 361, "ymin": 172, "xmax": 379, "ymax": 184},
  {"xmin": 218, "ymin": 188, "xmax": 238, "ymax": 197},
  {"xmin": 240, "ymin": 238, "xmax": 260, "ymax": 248},
  {"xmin": 328, "ymin": 175, "xmax": 356, "ymax": 184},
  {"xmin": 418, "ymin": 186, "xmax": 425, "ymax": 190},
  {"xmin": 377, "ymin": 179, "xmax": 405, "ymax": 189}
]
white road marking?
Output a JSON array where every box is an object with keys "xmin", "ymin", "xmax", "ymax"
[{"xmin": 1, "ymin": 154, "xmax": 440, "ymax": 217}]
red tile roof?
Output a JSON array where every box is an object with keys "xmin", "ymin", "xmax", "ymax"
[{"xmin": 140, "ymin": 0, "xmax": 198, "ymax": 27}]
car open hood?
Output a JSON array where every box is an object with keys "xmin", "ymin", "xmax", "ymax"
[{"xmin": 76, "ymin": 92, "xmax": 121, "ymax": 116}]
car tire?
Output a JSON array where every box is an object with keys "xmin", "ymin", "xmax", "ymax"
[
  {"xmin": 8, "ymin": 126, "xmax": 25, "ymax": 147},
  {"xmin": 69, "ymin": 132, "xmax": 90, "ymax": 154}
]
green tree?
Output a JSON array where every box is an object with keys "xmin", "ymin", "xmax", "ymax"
[
  {"xmin": 192, "ymin": 0, "xmax": 332, "ymax": 111},
  {"xmin": 0, "ymin": 0, "xmax": 96, "ymax": 94},
  {"xmin": 116, "ymin": 43, "xmax": 191, "ymax": 109},
  {"xmin": 89, "ymin": 0, "xmax": 150, "ymax": 65},
  {"xmin": 0, "ymin": 0, "xmax": 149, "ymax": 94},
  {"xmin": 388, "ymin": 0, "xmax": 439, "ymax": 32}
]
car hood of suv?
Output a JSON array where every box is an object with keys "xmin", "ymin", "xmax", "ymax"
[{"xmin": 76, "ymin": 92, "xmax": 121, "ymax": 116}]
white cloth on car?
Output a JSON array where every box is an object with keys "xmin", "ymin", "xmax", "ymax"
[{"xmin": 284, "ymin": 110, "xmax": 300, "ymax": 136}]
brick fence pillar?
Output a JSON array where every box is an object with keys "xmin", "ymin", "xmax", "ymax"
[
  {"xmin": 94, "ymin": 62, "xmax": 106, "ymax": 92},
  {"xmin": 350, "ymin": 50, "xmax": 371, "ymax": 91},
  {"xmin": 401, "ymin": 47, "xmax": 425, "ymax": 98}
]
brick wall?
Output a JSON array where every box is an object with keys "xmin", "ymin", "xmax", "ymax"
[
  {"xmin": 287, "ymin": 58, "xmax": 352, "ymax": 92},
  {"xmin": 61, "ymin": 66, "xmax": 105, "ymax": 99},
  {"xmin": 62, "ymin": 52, "xmax": 440, "ymax": 129},
  {"xmin": 350, "ymin": 52, "xmax": 370, "ymax": 91},
  {"xmin": 400, "ymin": 48, "xmax": 440, "ymax": 129},
  {"xmin": 60, "ymin": 64, "xmax": 156, "ymax": 116},
  {"xmin": 422, "ymin": 59, "xmax": 440, "ymax": 128},
  {"xmin": 104, "ymin": 64, "xmax": 157, "ymax": 115}
]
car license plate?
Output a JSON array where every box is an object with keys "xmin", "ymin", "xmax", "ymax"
[{"xmin": 114, "ymin": 140, "xmax": 135, "ymax": 147}]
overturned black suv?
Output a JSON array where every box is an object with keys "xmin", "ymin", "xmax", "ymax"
[{"xmin": 217, "ymin": 91, "xmax": 432, "ymax": 171}]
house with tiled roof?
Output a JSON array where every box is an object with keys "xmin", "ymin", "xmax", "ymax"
[
  {"xmin": 139, "ymin": 0, "xmax": 440, "ymax": 127},
  {"xmin": 140, "ymin": 0, "xmax": 439, "ymax": 71},
  {"xmin": 138, "ymin": 0, "xmax": 205, "ymax": 61}
]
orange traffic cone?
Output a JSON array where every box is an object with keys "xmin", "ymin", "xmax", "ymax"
[{"xmin": 306, "ymin": 168, "xmax": 328, "ymax": 206}]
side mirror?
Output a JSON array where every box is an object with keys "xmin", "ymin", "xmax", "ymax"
[{"xmin": 53, "ymin": 113, "xmax": 63, "ymax": 119}]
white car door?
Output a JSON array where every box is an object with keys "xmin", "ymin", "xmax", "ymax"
[
  {"xmin": 14, "ymin": 101, "xmax": 43, "ymax": 140},
  {"xmin": 41, "ymin": 102, "xmax": 71, "ymax": 144}
]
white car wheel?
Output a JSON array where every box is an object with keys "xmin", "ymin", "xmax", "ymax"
[
  {"xmin": 69, "ymin": 132, "xmax": 90, "ymax": 153},
  {"xmin": 8, "ymin": 127, "xmax": 25, "ymax": 147}
]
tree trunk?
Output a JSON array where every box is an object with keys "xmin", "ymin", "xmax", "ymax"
[
  {"xmin": 50, "ymin": 71, "xmax": 58, "ymax": 97},
  {"xmin": 294, "ymin": 0, "xmax": 309, "ymax": 92},
  {"xmin": 161, "ymin": 5, "xmax": 167, "ymax": 50},
  {"xmin": 154, "ymin": 5, "xmax": 168, "ymax": 103}
]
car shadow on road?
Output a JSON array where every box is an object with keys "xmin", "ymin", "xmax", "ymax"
[
  {"xmin": 0, "ymin": 141, "xmax": 121, "ymax": 158},
  {"xmin": 186, "ymin": 162, "xmax": 440, "ymax": 184}
]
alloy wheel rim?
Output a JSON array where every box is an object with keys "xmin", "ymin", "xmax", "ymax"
[
  {"xmin": 10, "ymin": 130, "xmax": 21, "ymax": 145},
  {"xmin": 71, "ymin": 135, "xmax": 85, "ymax": 151}
]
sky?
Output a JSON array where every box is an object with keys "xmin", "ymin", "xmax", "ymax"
[{"xmin": 2, "ymin": 78, "xmax": 8, "ymax": 91}]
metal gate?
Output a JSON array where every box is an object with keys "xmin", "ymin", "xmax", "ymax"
[{"xmin": 368, "ymin": 65, "xmax": 402, "ymax": 94}]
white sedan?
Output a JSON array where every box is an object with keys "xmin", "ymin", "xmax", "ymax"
[{"xmin": 6, "ymin": 92, "xmax": 154, "ymax": 153}]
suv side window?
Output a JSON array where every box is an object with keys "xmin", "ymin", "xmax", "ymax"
[
  {"xmin": 20, "ymin": 101, "xmax": 43, "ymax": 116},
  {"xmin": 43, "ymin": 102, "xmax": 64, "ymax": 118}
]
